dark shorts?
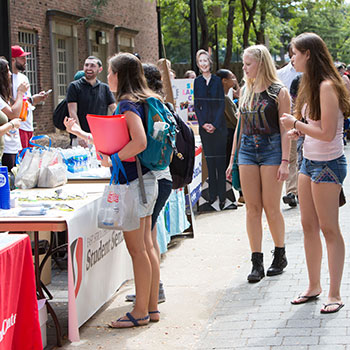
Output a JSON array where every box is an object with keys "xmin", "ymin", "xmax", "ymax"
[
  {"xmin": 238, "ymin": 133, "xmax": 282, "ymax": 166},
  {"xmin": 151, "ymin": 178, "xmax": 173, "ymax": 230},
  {"xmin": 300, "ymin": 155, "xmax": 347, "ymax": 185}
]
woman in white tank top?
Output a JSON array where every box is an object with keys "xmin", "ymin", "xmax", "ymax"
[{"xmin": 281, "ymin": 33, "xmax": 350, "ymax": 314}]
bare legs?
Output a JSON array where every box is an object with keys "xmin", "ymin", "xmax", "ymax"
[
  {"xmin": 295, "ymin": 174, "xmax": 345, "ymax": 311},
  {"xmin": 110, "ymin": 216, "xmax": 160, "ymax": 327},
  {"xmin": 239, "ymin": 164, "xmax": 285, "ymax": 252}
]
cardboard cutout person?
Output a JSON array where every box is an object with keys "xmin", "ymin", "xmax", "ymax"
[{"xmin": 194, "ymin": 49, "xmax": 228, "ymax": 211}]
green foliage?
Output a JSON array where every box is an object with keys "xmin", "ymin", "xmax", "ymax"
[
  {"xmin": 161, "ymin": 0, "xmax": 191, "ymax": 62},
  {"xmin": 80, "ymin": 0, "xmax": 110, "ymax": 26},
  {"xmin": 161, "ymin": 0, "xmax": 350, "ymax": 64}
]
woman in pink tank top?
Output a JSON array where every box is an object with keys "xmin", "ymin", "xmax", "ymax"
[{"xmin": 281, "ymin": 33, "xmax": 350, "ymax": 314}]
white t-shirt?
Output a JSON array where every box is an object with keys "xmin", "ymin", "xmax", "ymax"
[
  {"xmin": 277, "ymin": 62, "xmax": 300, "ymax": 92},
  {"xmin": 0, "ymin": 96, "xmax": 21, "ymax": 154},
  {"xmin": 12, "ymin": 72, "xmax": 34, "ymax": 132},
  {"xmin": 0, "ymin": 96, "xmax": 7, "ymax": 112}
]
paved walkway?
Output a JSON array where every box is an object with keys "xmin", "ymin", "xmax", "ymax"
[
  {"xmin": 57, "ymin": 147, "xmax": 350, "ymax": 350},
  {"xmin": 198, "ymin": 146, "xmax": 350, "ymax": 350}
]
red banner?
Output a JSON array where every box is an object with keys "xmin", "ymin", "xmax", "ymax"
[{"xmin": 0, "ymin": 235, "xmax": 42, "ymax": 350}]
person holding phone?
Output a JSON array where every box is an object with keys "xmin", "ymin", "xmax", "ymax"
[{"xmin": 11, "ymin": 45, "xmax": 49, "ymax": 150}]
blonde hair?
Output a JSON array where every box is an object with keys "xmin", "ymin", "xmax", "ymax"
[{"xmin": 239, "ymin": 45, "xmax": 282, "ymax": 111}]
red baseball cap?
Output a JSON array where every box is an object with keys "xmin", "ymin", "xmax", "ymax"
[{"xmin": 11, "ymin": 45, "xmax": 31, "ymax": 58}]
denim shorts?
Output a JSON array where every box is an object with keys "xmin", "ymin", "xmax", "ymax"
[
  {"xmin": 238, "ymin": 133, "xmax": 282, "ymax": 166},
  {"xmin": 300, "ymin": 155, "xmax": 347, "ymax": 185},
  {"xmin": 129, "ymin": 172, "xmax": 158, "ymax": 218}
]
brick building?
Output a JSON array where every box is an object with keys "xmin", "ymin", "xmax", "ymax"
[{"xmin": 9, "ymin": 0, "xmax": 158, "ymax": 134}]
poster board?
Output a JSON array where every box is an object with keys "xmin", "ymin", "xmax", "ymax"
[
  {"xmin": 171, "ymin": 79, "xmax": 197, "ymax": 122},
  {"xmin": 157, "ymin": 59, "xmax": 174, "ymax": 105}
]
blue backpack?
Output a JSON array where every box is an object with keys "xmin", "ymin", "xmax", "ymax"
[{"xmin": 116, "ymin": 97, "xmax": 177, "ymax": 170}]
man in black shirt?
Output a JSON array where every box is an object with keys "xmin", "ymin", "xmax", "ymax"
[{"xmin": 66, "ymin": 56, "xmax": 116, "ymax": 146}]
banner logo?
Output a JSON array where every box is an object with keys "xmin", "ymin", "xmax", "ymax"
[
  {"xmin": 0, "ymin": 314, "xmax": 17, "ymax": 343},
  {"xmin": 107, "ymin": 192, "xmax": 119, "ymax": 203},
  {"xmin": 70, "ymin": 237, "xmax": 83, "ymax": 297}
]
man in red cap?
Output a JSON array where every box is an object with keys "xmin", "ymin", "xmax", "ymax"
[{"xmin": 10, "ymin": 45, "xmax": 48, "ymax": 149}]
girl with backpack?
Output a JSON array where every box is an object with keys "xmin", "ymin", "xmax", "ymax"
[{"xmin": 64, "ymin": 53, "xmax": 162, "ymax": 327}]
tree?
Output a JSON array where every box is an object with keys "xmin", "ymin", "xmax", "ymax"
[
  {"xmin": 223, "ymin": 0, "xmax": 237, "ymax": 67},
  {"xmin": 160, "ymin": 0, "xmax": 350, "ymax": 65},
  {"xmin": 197, "ymin": 0, "xmax": 209, "ymax": 50},
  {"xmin": 240, "ymin": 0, "xmax": 258, "ymax": 48}
]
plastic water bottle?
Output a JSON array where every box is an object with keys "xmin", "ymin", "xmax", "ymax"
[
  {"xmin": 0, "ymin": 166, "xmax": 10, "ymax": 209},
  {"xmin": 19, "ymin": 97, "xmax": 28, "ymax": 121}
]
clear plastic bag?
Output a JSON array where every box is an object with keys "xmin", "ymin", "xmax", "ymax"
[
  {"xmin": 97, "ymin": 153, "xmax": 139, "ymax": 231},
  {"xmin": 97, "ymin": 183, "xmax": 139, "ymax": 231}
]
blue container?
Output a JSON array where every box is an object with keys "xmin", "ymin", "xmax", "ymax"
[{"xmin": 0, "ymin": 166, "xmax": 10, "ymax": 209}]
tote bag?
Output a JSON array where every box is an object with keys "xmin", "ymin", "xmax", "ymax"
[{"xmin": 97, "ymin": 153, "xmax": 140, "ymax": 231}]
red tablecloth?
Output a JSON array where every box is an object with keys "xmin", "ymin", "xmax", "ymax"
[{"xmin": 0, "ymin": 234, "xmax": 42, "ymax": 350}]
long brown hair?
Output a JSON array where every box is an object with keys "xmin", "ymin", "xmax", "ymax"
[
  {"xmin": 0, "ymin": 58, "xmax": 11, "ymax": 102},
  {"xmin": 292, "ymin": 32, "xmax": 350, "ymax": 120},
  {"xmin": 109, "ymin": 53, "xmax": 159, "ymax": 103}
]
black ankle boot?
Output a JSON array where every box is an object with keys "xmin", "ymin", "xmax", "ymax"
[
  {"xmin": 247, "ymin": 252, "xmax": 265, "ymax": 283},
  {"xmin": 266, "ymin": 247, "xmax": 287, "ymax": 276}
]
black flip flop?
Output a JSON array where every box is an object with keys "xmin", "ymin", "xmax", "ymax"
[
  {"xmin": 320, "ymin": 302, "xmax": 344, "ymax": 314},
  {"xmin": 291, "ymin": 294, "xmax": 320, "ymax": 305}
]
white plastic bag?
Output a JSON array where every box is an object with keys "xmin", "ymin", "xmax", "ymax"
[
  {"xmin": 97, "ymin": 153, "xmax": 139, "ymax": 231},
  {"xmin": 15, "ymin": 148, "xmax": 42, "ymax": 189},
  {"xmin": 37, "ymin": 150, "xmax": 67, "ymax": 188},
  {"xmin": 15, "ymin": 135, "xmax": 68, "ymax": 189}
]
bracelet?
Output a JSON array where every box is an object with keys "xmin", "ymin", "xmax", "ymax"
[
  {"xmin": 293, "ymin": 119, "xmax": 298, "ymax": 129},
  {"xmin": 281, "ymin": 159, "xmax": 289, "ymax": 163},
  {"xmin": 9, "ymin": 121, "xmax": 14, "ymax": 129}
]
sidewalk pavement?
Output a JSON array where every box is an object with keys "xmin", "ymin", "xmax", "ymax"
[{"xmin": 58, "ymin": 146, "xmax": 350, "ymax": 350}]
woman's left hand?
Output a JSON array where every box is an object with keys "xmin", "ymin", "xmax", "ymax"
[
  {"xmin": 280, "ymin": 113, "xmax": 296, "ymax": 130},
  {"xmin": 277, "ymin": 162, "xmax": 289, "ymax": 182},
  {"xmin": 99, "ymin": 153, "xmax": 112, "ymax": 167}
]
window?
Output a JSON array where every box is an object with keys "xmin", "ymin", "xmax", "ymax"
[
  {"xmin": 115, "ymin": 27, "xmax": 138, "ymax": 54},
  {"xmin": 18, "ymin": 31, "xmax": 38, "ymax": 94},
  {"xmin": 56, "ymin": 38, "xmax": 68, "ymax": 102}
]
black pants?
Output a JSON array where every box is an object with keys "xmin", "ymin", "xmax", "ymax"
[
  {"xmin": 2, "ymin": 153, "xmax": 16, "ymax": 171},
  {"xmin": 226, "ymin": 127, "xmax": 235, "ymax": 168},
  {"xmin": 199, "ymin": 127, "xmax": 227, "ymax": 203}
]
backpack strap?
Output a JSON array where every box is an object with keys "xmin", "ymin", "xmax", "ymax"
[
  {"xmin": 142, "ymin": 101, "xmax": 149, "ymax": 134},
  {"xmin": 136, "ymin": 156, "xmax": 147, "ymax": 204}
]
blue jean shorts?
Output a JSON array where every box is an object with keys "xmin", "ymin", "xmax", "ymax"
[
  {"xmin": 300, "ymin": 155, "xmax": 347, "ymax": 185},
  {"xmin": 238, "ymin": 133, "xmax": 282, "ymax": 166}
]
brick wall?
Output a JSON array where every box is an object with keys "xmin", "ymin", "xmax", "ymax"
[{"xmin": 9, "ymin": 0, "xmax": 158, "ymax": 134}]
